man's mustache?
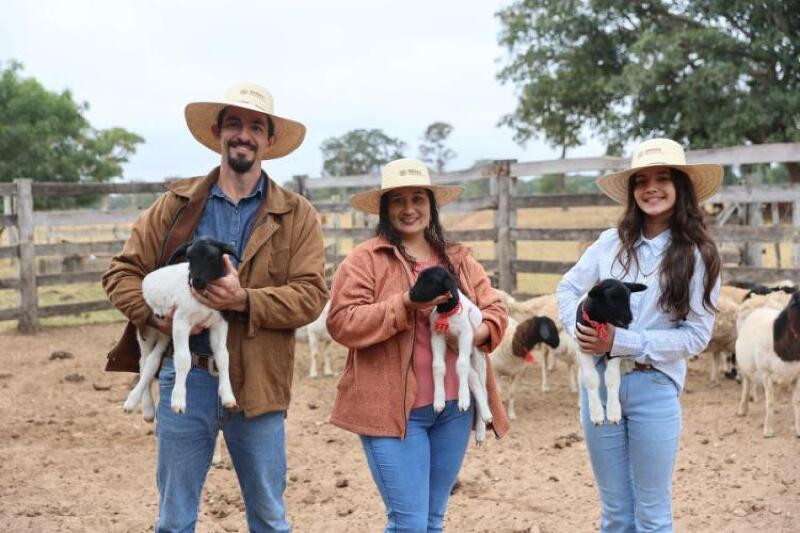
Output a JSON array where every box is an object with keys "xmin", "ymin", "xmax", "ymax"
[{"xmin": 227, "ymin": 140, "xmax": 257, "ymax": 151}]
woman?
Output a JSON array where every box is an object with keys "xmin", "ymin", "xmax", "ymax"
[
  {"xmin": 327, "ymin": 158, "xmax": 509, "ymax": 532},
  {"xmin": 556, "ymin": 138, "xmax": 721, "ymax": 532}
]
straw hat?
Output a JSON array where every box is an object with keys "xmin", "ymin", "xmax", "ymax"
[
  {"xmin": 350, "ymin": 158, "xmax": 464, "ymax": 215},
  {"xmin": 185, "ymin": 82, "xmax": 306, "ymax": 159},
  {"xmin": 596, "ymin": 138, "xmax": 723, "ymax": 204}
]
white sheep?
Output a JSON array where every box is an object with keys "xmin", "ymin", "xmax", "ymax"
[
  {"xmin": 704, "ymin": 296, "xmax": 738, "ymax": 385},
  {"xmin": 123, "ymin": 239, "xmax": 237, "ymax": 419},
  {"xmin": 735, "ymin": 293, "xmax": 800, "ymax": 438},
  {"xmin": 296, "ymin": 300, "xmax": 334, "ymax": 378}
]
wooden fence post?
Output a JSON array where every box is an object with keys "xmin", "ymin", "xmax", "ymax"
[
  {"xmin": 494, "ymin": 160, "xmax": 517, "ymax": 294},
  {"xmin": 16, "ymin": 179, "xmax": 38, "ymax": 333},
  {"xmin": 292, "ymin": 174, "xmax": 309, "ymax": 198},
  {"xmin": 794, "ymin": 200, "xmax": 800, "ymax": 268},
  {"xmin": 744, "ymin": 202, "xmax": 763, "ymax": 267}
]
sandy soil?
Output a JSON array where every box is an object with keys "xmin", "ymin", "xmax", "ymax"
[{"xmin": 1, "ymin": 322, "xmax": 799, "ymax": 533}]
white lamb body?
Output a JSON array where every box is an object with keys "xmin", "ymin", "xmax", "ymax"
[
  {"xmin": 297, "ymin": 300, "xmax": 334, "ymax": 378},
  {"xmin": 430, "ymin": 290, "xmax": 492, "ymax": 443},
  {"xmin": 735, "ymin": 306, "xmax": 800, "ymax": 438},
  {"xmin": 123, "ymin": 262, "xmax": 236, "ymax": 419}
]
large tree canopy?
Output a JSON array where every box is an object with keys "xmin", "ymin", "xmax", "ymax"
[
  {"xmin": 320, "ymin": 128, "xmax": 406, "ymax": 176},
  {"xmin": 496, "ymin": 1, "xmax": 800, "ymax": 180},
  {"xmin": 0, "ymin": 60, "xmax": 143, "ymax": 184}
]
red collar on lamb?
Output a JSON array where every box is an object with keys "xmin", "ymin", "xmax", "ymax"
[
  {"xmin": 433, "ymin": 303, "xmax": 462, "ymax": 333},
  {"xmin": 581, "ymin": 304, "xmax": 610, "ymax": 342}
]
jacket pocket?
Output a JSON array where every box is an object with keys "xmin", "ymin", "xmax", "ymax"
[{"xmin": 268, "ymin": 247, "xmax": 290, "ymax": 285}]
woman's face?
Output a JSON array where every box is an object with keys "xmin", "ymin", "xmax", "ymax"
[
  {"xmin": 631, "ymin": 166, "xmax": 677, "ymax": 222},
  {"xmin": 385, "ymin": 187, "xmax": 431, "ymax": 239}
]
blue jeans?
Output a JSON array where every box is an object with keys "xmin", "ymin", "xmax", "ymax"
[
  {"xmin": 360, "ymin": 400, "xmax": 473, "ymax": 532},
  {"xmin": 155, "ymin": 357, "xmax": 290, "ymax": 533},
  {"xmin": 580, "ymin": 363, "xmax": 682, "ymax": 533}
]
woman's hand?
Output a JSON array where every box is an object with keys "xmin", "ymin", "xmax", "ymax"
[
  {"xmin": 576, "ymin": 322, "xmax": 615, "ymax": 356},
  {"xmin": 403, "ymin": 291, "xmax": 451, "ymax": 311}
]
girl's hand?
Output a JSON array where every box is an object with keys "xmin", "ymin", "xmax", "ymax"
[{"xmin": 576, "ymin": 322, "xmax": 615, "ymax": 355}]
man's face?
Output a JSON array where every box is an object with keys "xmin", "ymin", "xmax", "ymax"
[{"xmin": 213, "ymin": 107, "xmax": 276, "ymax": 173}]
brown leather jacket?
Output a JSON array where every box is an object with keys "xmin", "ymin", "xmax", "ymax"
[
  {"xmin": 102, "ymin": 167, "xmax": 328, "ymax": 416},
  {"xmin": 326, "ymin": 236, "xmax": 510, "ymax": 438}
]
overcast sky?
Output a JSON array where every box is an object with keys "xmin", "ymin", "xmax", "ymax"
[{"xmin": 2, "ymin": 0, "xmax": 604, "ymax": 184}]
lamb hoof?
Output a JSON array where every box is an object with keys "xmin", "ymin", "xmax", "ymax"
[
  {"xmin": 171, "ymin": 399, "xmax": 186, "ymax": 414},
  {"xmin": 508, "ymin": 411, "xmax": 517, "ymax": 421},
  {"xmin": 222, "ymin": 400, "xmax": 237, "ymax": 410},
  {"xmin": 736, "ymin": 409, "xmax": 746, "ymax": 417},
  {"xmin": 123, "ymin": 404, "xmax": 135, "ymax": 415},
  {"xmin": 324, "ymin": 370, "xmax": 334, "ymax": 377},
  {"xmin": 458, "ymin": 401, "xmax": 471, "ymax": 412},
  {"xmin": 433, "ymin": 401, "xmax": 445, "ymax": 413},
  {"xmin": 606, "ymin": 405, "xmax": 622, "ymax": 424},
  {"xmin": 763, "ymin": 430, "xmax": 775, "ymax": 439}
]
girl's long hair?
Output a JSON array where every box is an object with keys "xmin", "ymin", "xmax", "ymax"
[
  {"xmin": 614, "ymin": 168, "xmax": 720, "ymax": 319},
  {"xmin": 376, "ymin": 189, "xmax": 459, "ymax": 278}
]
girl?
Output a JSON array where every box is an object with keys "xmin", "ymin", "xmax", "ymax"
[
  {"xmin": 557, "ymin": 138, "xmax": 721, "ymax": 532},
  {"xmin": 327, "ymin": 158, "xmax": 509, "ymax": 532}
]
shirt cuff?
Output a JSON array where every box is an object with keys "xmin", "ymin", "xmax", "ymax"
[{"xmin": 611, "ymin": 328, "xmax": 643, "ymax": 357}]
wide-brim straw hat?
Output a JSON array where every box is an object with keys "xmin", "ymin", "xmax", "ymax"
[
  {"xmin": 350, "ymin": 158, "xmax": 464, "ymax": 215},
  {"xmin": 596, "ymin": 138, "xmax": 723, "ymax": 204},
  {"xmin": 185, "ymin": 82, "xmax": 306, "ymax": 159}
]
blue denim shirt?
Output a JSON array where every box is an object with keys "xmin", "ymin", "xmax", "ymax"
[{"xmin": 189, "ymin": 172, "xmax": 266, "ymax": 355}]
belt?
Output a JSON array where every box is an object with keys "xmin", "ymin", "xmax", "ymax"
[
  {"xmin": 633, "ymin": 362, "xmax": 655, "ymax": 371},
  {"xmin": 165, "ymin": 351, "xmax": 219, "ymax": 376}
]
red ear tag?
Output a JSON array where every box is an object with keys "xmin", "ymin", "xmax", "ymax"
[{"xmin": 524, "ymin": 352, "xmax": 536, "ymax": 365}]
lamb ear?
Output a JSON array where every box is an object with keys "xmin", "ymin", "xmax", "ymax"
[
  {"xmin": 624, "ymin": 282, "xmax": 647, "ymax": 293},
  {"xmin": 447, "ymin": 276, "xmax": 460, "ymax": 303},
  {"xmin": 166, "ymin": 241, "xmax": 192, "ymax": 266}
]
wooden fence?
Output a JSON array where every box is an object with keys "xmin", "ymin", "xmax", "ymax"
[{"xmin": 0, "ymin": 142, "xmax": 799, "ymax": 333}]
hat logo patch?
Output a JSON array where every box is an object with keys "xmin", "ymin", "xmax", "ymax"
[{"xmin": 399, "ymin": 168, "xmax": 422, "ymax": 177}]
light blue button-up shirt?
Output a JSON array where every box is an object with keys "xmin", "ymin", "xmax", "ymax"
[{"xmin": 556, "ymin": 228, "xmax": 719, "ymax": 390}]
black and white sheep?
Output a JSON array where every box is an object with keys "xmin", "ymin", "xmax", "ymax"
[
  {"xmin": 735, "ymin": 291, "xmax": 800, "ymax": 438},
  {"xmin": 123, "ymin": 238, "xmax": 238, "ymax": 419},
  {"xmin": 491, "ymin": 315, "xmax": 560, "ymax": 420},
  {"xmin": 410, "ymin": 266, "xmax": 493, "ymax": 443},
  {"xmin": 576, "ymin": 279, "xmax": 646, "ymax": 425}
]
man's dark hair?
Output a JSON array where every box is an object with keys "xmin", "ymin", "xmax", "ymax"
[{"xmin": 216, "ymin": 106, "xmax": 275, "ymax": 137}]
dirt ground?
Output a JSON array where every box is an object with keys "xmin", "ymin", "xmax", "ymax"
[{"xmin": 1, "ymin": 322, "xmax": 799, "ymax": 533}]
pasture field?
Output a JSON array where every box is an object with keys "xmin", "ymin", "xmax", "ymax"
[{"xmin": 1, "ymin": 322, "xmax": 798, "ymax": 532}]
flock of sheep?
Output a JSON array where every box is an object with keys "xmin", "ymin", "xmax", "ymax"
[{"xmin": 298, "ymin": 280, "xmax": 800, "ymax": 438}]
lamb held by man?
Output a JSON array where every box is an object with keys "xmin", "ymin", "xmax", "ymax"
[
  {"xmin": 409, "ymin": 266, "xmax": 493, "ymax": 443},
  {"xmin": 123, "ymin": 238, "xmax": 239, "ymax": 420},
  {"xmin": 575, "ymin": 279, "xmax": 646, "ymax": 425}
]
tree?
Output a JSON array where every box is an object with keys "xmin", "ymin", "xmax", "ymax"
[
  {"xmin": 496, "ymin": 1, "xmax": 800, "ymax": 182},
  {"xmin": 320, "ymin": 128, "xmax": 406, "ymax": 176},
  {"xmin": 419, "ymin": 122, "xmax": 457, "ymax": 173},
  {"xmin": 0, "ymin": 61, "xmax": 144, "ymax": 186}
]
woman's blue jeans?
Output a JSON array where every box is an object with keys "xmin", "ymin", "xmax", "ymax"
[
  {"xmin": 360, "ymin": 400, "xmax": 473, "ymax": 532},
  {"xmin": 580, "ymin": 363, "xmax": 682, "ymax": 533},
  {"xmin": 155, "ymin": 357, "xmax": 290, "ymax": 533}
]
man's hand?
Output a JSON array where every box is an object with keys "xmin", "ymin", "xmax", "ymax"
[
  {"xmin": 576, "ymin": 322, "xmax": 615, "ymax": 355},
  {"xmin": 192, "ymin": 254, "xmax": 248, "ymax": 312}
]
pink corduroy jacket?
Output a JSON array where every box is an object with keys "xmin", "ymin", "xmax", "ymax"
[{"xmin": 326, "ymin": 236, "xmax": 510, "ymax": 439}]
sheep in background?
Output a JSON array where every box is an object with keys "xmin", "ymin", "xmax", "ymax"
[
  {"xmin": 720, "ymin": 285, "xmax": 750, "ymax": 304},
  {"xmin": 736, "ymin": 289, "xmax": 795, "ymax": 332},
  {"xmin": 296, "ymin": 300, "xmax": 334, "ymax": 378},
  {"xmin": 735, "ymin": 292, "xmax": 800, "ymax": 438},
  {"xmin": 491, "ymin": 315, "xmax": 560, "ymax": 420},
  {"xmin": 704, "ymin": 296, "xmax": 738, "ymax": 385}
]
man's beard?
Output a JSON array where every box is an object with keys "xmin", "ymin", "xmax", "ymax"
[{"xmin": 226, "ymin": 141, "xmax": 257, "ymax": 173}]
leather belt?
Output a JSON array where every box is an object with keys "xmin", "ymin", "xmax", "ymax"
[
  {"xmin": 633, "ymin": 362, "xmax": 655, "ymax": 371},
  {"xmin": 165, "ymin": 351, "xmax": 219, "ymax": 376}
]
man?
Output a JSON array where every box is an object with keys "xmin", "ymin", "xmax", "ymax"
[{"xmin": 103, "ymin": 82, "xmax": 327, "ymax": 532}]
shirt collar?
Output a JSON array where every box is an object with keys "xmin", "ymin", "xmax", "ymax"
[
  {"xmin": 209, "ymin": 171, "xmax": 266, "ymax": 201},
  {"xmin": 635, "ymin": 229, "xmax": 671, "ymax": 255}
]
